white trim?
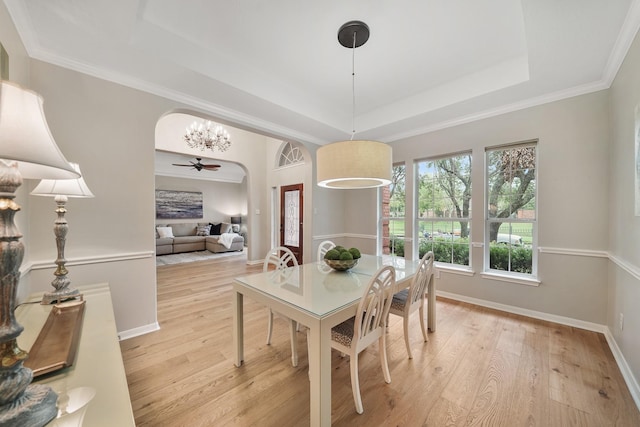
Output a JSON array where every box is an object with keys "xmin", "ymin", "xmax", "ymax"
[
  {"xmin": 20, "ymin": 251, "xmax": 154, "ymax": 275},
  {"xmin": 343, "ymin": 233, "xmax": 377, "ymax": 241},
  {"xmin": 606, "ymin": 255, "xmax": 640, "ymax": 410},
  {"xmin": 76, "ymin": 282, "xmax": 111, "ymax": 297},
  {"xmin": 274, "ymin": 161, "xmax": 305, "ymax": 172},
  {"xmin": 386, "ymin": 80, "xmax": 608, "ymax": 142},
  {"xmin": 21, "ymin": 48, "xmax": 325, "ymax": 147},
  {"xmin": 330, "ymin": 232, "xmax": 416, "ymax": 244},
  {"xmin": 603, "ymin": 0, "xmax": 640, "ymax": 86},
  {"xmin": 118, "ymin": 322, "xmax": 161, "ymax": 341},
  {"xmin": 609, "ymin": 254, "xmax": 640, "ymax": 281},
  {"xmin": 312, "ymin": 234, "xmax": 348, "ymax": 241},
  {"xmin": 604, "ymin": 327, "xmax": 640, "ymax": 411},
  {"xmin": 28, "ymin": 251, "xmax": 155, "ymax": 271},
  {"xmin": 437, "ymin": 290, "xmax": 607, "ymax": 333},
  {"xmin": 435, "ymin": 264, "xmax": 475, "ymax": 277},
  {"xmin": 538, "ymin": 246, "xmax": 609, "ymax": 258},
  {"xmin": 480, "ymin": 271, "xmax": 541, "ymax": 287},
  {"xmin": 155, "ymin": 170, "xmax": 243, "ymax": 184}
]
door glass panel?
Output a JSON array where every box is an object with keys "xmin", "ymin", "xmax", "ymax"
[{"xmin": 284, "ymin": 189, "xmax": 300, "ymax": 247}]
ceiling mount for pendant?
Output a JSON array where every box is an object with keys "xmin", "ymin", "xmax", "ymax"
[{"xmin": 337, "ymin": 21, "xmax": 370, "ymax": 49}]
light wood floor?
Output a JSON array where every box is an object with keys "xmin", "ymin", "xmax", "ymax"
[{"xmin": 120, "ymin": 253, "xmax": 640, "ymax": 426}]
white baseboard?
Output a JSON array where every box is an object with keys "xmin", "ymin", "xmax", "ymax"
[
  {"xmin": 437, "ymin": 290, "xmax": 607, "ymax": 333},
  {"xmin": 118, "ymin": 322, "xmax": 160, "ymax": 341},
  {"xmin": 604, "ymin": 327, "xmax": 640, "ymax": 411},
  {"xmin": 437, "ymin": 290, "xmax": 639, "ymax": 411}
]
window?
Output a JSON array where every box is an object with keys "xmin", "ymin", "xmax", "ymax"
[
  {"xmin": 416, "ymin": 153, "xmax": 472, "ymax": 267},
  {"xmin": 485, "ymin": 143, "xmax": 536, "ymax": 276},
  {"xmin": 380, "ymin": 164, "xmax": 405, "ymax": 256},
  {"xmin": 278, "ymin": 141, "xmax": 304, "ymax": 167}
]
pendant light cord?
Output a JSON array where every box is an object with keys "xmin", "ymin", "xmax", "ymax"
[{"xmin": 351, "ymin": 30, "xmax": 356, "ymax": 141}]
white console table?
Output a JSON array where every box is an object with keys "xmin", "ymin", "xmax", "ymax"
[{"xmin": 16, "ymin": 283, "xmax": 135, "ymax": 426}]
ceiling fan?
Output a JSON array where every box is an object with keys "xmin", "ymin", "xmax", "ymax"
[{"xmin": 172, "ymin": 157, "xmax": 221, "ymax": 172}]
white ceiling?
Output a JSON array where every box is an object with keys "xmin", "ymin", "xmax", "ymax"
[{"xmin": 5, "ymin": 0, "xmax": 640, "ymax": 145}]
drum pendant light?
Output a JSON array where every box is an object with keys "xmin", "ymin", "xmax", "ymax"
[{"xmin": 316, "ymin": 21, "xmax": 392, "ymax": 189}]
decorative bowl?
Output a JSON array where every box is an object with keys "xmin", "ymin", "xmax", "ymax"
[{"xmin": 324, "ymin": 258, "xmax": 359, "ymax": 271}]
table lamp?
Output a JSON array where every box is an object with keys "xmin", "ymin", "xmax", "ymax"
[
  {"xmin": 230, "ymin": 216, "xmax": 241, "ymax": 233},
  {"xmin": 31, "ymin": 162, "xmax": 94, "ymax": 304},
  {"xmin": 0, "ymin": 80, "xmax": 79, "ymax": 426}
]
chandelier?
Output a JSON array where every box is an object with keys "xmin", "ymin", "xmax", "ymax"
[{"xmin": 184, "ymin": 120, "xmax": 231, "ymax": 152}]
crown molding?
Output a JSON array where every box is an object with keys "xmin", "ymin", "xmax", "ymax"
[
  {"xmin": 24, "ymin": 46, "xmax": 327, "ymax": 147},
  {"xmin": 603, "ymin": 0, "xmax": 640, "ymax": 86}
]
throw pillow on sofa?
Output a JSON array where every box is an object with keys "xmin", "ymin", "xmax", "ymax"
[
  {"xmin": 157, "ymin": 226, "xmax": 174, "ymax": 238},
  {"xmin": 196, "ymin": 224, "xmax": 211, "ymax": 236},
  {"xmin": 209, "ymin": 223, "xmax": 222, "ymax": 235}
]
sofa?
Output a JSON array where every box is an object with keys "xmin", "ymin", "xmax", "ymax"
[{"xmin": 156, "ymin": 222, "xmax": 244, "ymax": 255}]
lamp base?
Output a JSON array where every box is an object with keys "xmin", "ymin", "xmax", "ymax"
[
  {"xmin": 0, "ymin": 383, "xmax": 57, "ymax": 427},
  {"xmin": 41, "ymin": 287, "xmax": 80, "ymax": 305}
]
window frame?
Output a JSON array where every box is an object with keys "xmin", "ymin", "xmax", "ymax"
[
  {"xmin": 276, "ymin": 141, "xmax": 305, "ymax": 168},
  {"xmin": 483, "ymin": 141, "xmax": 538, "ymax": 281},
  {"xmin": 414, "ymin": 151, "xmax": 473, "ymax": 269}
]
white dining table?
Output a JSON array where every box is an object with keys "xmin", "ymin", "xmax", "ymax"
[{"xmin": 232, "ymin": 254, "xmax": 436, "ymax": 427}]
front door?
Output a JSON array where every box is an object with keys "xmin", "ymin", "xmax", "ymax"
[{"xmin": 280, "ymin": 183, "xmax": 303, "ymax": 265}]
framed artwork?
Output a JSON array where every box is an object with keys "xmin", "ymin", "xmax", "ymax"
[
  {"xmin": 0, "ymin": 42, "xmax": 8, "ymax": 80},
  {"xmin": 155, "ymin": 190, "xmax": 203, "ymax": 219},
  {"xmin": 636, "ymin": 104, "xmax": 640, "ymax": 216}
]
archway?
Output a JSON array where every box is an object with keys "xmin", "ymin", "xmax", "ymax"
[{"xmin": 154, "ymin": 111, "xmax": 313, "ymax": 263}]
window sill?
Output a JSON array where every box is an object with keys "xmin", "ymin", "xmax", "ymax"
[
  {"xmin": 480, "ymin": 271, "xmax": 541, "ymax": 287},
  {"xmin": 435, "ymin": 264, "xmax": 474, "ymax": 277}
]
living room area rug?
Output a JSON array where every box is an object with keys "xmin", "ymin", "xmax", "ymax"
[{"xmin": 156, "ymin": 248, "xmax": 247, "ymax": 266}]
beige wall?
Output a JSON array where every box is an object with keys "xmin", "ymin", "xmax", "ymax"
[
  {"xmin": 608, "ymin": 27, "xmax": 640, "ymax": 390},
  {"xmin": 24, "ymin": 59, "xmax": 176, "ymax": 334},
  {"xmin": 347, "ymin": 90, "xmax": 611, "ymax": 325},
  {"xmin": 0, "ymin": 3, "xmax": 28, "ymax": 85}
]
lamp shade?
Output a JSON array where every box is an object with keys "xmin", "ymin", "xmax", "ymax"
[
  {"xmin": 317, "ymin": 140, "xmax": 392, "ymax": 189},
  {"xmin": 230, "ymin": 216, "xmax": 242, "ymax": 224},
  {"xmin": 31, "ymin": 162, "xmax": 94, "ymax": 198},
  {"xmin": 0, "ymin": 80, "xmax": 78, "ymax": 179}
]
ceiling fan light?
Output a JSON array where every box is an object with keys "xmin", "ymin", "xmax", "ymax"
[
  {"xmin": 172, "ymin": 157, "xmax": 220, "ymax": 171},
  {"xmin": 317, "ymin": 140, "xmax": 392, "ymax": 189}
]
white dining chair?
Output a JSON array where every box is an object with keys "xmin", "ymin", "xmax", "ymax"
[
  {"xmin": 329, "ymin": 265, "xmax": 395, "ymax": 414},
  {"xmin": 317, "ymin": 240, "xmax": 336, "ymax": 262},
  {"xmin": 388, "ymin": 251, "xmax": 434, "ymax": 359},
  {"xmin": 264, "ymin": 246, "xmax": 301, "ymax": 367}
]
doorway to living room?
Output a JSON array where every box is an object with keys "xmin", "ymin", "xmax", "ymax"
[
  {"xmin": 155, "ymin": 111, "xmax": 313, "ymax": 265},
  {"xmin": 154, "ymin": 151, "xmax": 249, "ymax": 265}
]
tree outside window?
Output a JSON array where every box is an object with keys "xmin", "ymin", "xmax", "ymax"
[
  {"xmin": 485, "ymin": 144, "xmax": 537, "ymax": 275},
  {"xmin": 416, "ymin": 154, "xmax": 472, "ymax": 266}
]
